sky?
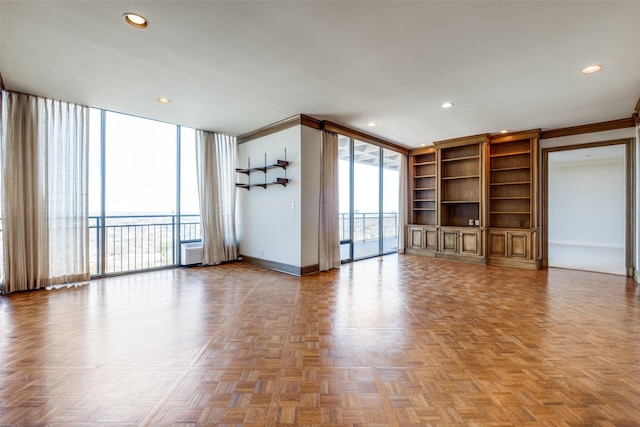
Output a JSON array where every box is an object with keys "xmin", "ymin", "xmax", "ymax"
[{"xmin": 89, "ymin": 108, "xmax": 398, "ymax": 216}]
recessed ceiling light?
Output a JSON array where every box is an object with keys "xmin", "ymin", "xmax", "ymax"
[
  {"xmin": 441, "ymin": 102, "xmax": 453, "ymax": 109},
  {"xmin": 368, "ymin": 122, "xmax": 376, "ymax": 127},
  {"xmin": 581, "ymin": 65, "xmax": 602, "ymax": 74},
  {"xmin": 124, "ymin": 13, "xmax": 149, "ymax": 29},
  {"xmin": 157, "ymin": 97, "xmax": 171, "ymax": 104},
  {"xmin": 420, "ymin": 144, "xmax": 427, "ymax": 147},
  {"xmin": 500, "ymin": 129, "xmax": 509, "ymax": 134}
]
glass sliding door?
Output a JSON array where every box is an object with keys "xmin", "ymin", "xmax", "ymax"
[
  {"xmin": 338, "ymin": 135, "xmax": 353, "ymax": 262},
  {"xmin": 353, "ymin": 140, "xmax": 381, "ymax": 259},
  {"xmin": 104, "ymin": 112, "xmax": 177, "ymax": 273},
  {"xmin": 179, "ymin": 127, "xmax": 201, "ymax": 243},
  {"xmin": 339, "ymin": 137, "xmax": 401, "ymax": 262},
  {"xmin": 382, "ymin": 149, "xmax": 400, "ymax": 253}
]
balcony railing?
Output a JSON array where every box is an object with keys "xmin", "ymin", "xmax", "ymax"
[
  {"xmin": 0, "ymin": 212, "xmax": 398, "ymax": 280},
  {"xmin": 339, "ymin": 212, "xmax": 398, "ymax": 243},
  {"xmin": 89, "ymin": 214, "xmax": 201, "ymax": 275}
]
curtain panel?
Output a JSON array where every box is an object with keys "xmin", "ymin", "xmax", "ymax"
[
  {"xmin": 319, "ymin": 130, "xmax": 341, "ymax": 271},
  {"xmin": 195, "ymin": 130, "xmax": 238, "ymax": 265},
  {"xmin": 0, "ymin": 91, "xmax": 89, "ymax": 294},
  {"xmin": 398, "ymin": 154, "xmax": 408, "ymax": 254}
]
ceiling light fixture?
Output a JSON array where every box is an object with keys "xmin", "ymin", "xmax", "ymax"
[
  {"xmin": 368, "ymin": 122, "xmax": 376, "ymax": 127},
  {"xmin": 123, "ymin": 13, "xmax": 149, "ymax": 29},
  {"xmin": 581, "ymin": 65, "xmax": 602, "ymax": 74},
  {"xmin": 420, "ymin": 144, "xmax": 427, "ymax": 147},
  {"xmin": 157, "ymin": 97, "xmax": 171, "ymax": 104},
  {"xmin": 500, "ymin": 129, "xmax": 509, "ymax": 134},
  {"xmin": 441, "ymin": 102, "xmax": 453, "ymax": 109}
]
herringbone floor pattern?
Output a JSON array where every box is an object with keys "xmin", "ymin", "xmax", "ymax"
[{"xmin": 1, "ymin": 255, "xmax": 639, "ymax": 426}]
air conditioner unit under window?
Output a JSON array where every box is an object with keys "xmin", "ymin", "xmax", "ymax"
[{"xmin": 181, "ymin": 242, "xmax": 203, "ymax": 266}]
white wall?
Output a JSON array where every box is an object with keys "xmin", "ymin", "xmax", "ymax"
[
  {"xmin": 237, "ymin": 124, "xmax": 322, "ymax": 270},
  {"xmin": 548, "ymin": 157, "xmax": 625, "ymax": 248},
  {"xmin": 237, "ymin": 126, "xmax": 303, "ymax": 266}
]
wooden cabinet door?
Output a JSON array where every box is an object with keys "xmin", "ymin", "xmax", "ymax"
[
  {"xmin": 487, "ymin": 231, "xmax": 507, "ymax": 257},
  {"xmin": 460, "ymin": 229, "xmax": 480, "ymax": 255},
  {"xmin": 408, "ymin": 226, "xmax": 424, "ymax": 249},
  {"xmin": 425, "ymin": 228, "xmax": 437, "ymax": 251},
  {"xmin": 441, "ymin": 229, "xmax": 458, "ymax": 253},
  {"xmin": 507, "ymin": 232, "xmax": 529, "ymax": 259}
]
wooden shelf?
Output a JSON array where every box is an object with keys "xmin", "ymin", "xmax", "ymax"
[
  {"xmin": 441, "ymin": 155, "xmax": 479, "ymax": 162},
  {"xmin": 490, "ymin": 211, "xmax": 530, "ymax": 215},
  {"xmin": 414, "ymin": 174, "xmax": 436, "ymax": 178},
  {"xmin": 414, "ymin": 208, "xmax": 436, "ymax": 211},
  {"xmin": 490, "ymin": 181, "xmax": 530, "ymax": 186},
  {"xmin": 491, "ymin": 196, "xmax": 530, "ymax": 200},
  {"xmin": 442, "ymin": 200, "xmax": 480, "ymax": 204},
  {"xmin": 490, "ymin": 166, "xmax": 530, "ymax": 172},
  {"xmin": 414, "ymin": 199, "xmax": 436, "ymax": 202},
  {"xmin": 236, "ymin": 159, "xmax": 290, "ymax": 175},
  {"xmin": 414, "ymin": 161, "xmax": 436, "ymax": 166},
  {"xmin": 236, "ymin": 177, "xmax": 290, "ymax": 190},
  {"xmin": 441, "ymin": 175, "xmax": 480, "ymax": 180},
  {"xmin": 414, "ymin": 187, "xmax": 435, "ymax": 191},
  {"xmin": 489, "ymin": 150, "xmax": 530, "ymax": 158}
]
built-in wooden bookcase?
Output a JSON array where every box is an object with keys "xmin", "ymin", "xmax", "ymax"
[
  {"xmin": 488, "ymin": 139, "xmax": 533, "ymax": 228},
  {"xmin": 411, "ymin": 147, "xmax": 436, "ymax": 225},
  {"xmin": 433, "ymin": 134, "xmax": 488, "ymax": 263},
  {"xmin": 439, "ymin": 142, "xmax": 482, "ymax": 227},
  {"xmin": 486, "ymin": 130, "xmax": 540, "ymax": 269}
]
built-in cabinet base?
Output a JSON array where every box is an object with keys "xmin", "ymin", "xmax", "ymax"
[
  {"xmin": 486, "ymin": 228, "xmax": 539, "ymax": 269},
  {"xmin": 434, "ymin": 226, "xmax": 486, "ymax": 264},
  {"xmin": 405, "ymin": 225, "xmax": 437, "ymax": 256}
]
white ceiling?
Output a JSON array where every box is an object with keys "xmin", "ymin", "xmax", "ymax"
[{"xmin": 1, "ymin": 1, "xmax": 639, "ymax": 148}]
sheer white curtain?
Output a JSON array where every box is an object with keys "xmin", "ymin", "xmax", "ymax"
[
  {"xmin": 319, "ymin": 130, "xmax": 341, "ymax": 271},
  {"xmin": 195, "ymin": 130, "xmax": 238, "ymax": 265},
  {"xmin": 0, "ymin": 91, "xmax": 89, "ymax": 294},
  {"xmin": 398, "ymin": 154, "xmax": 408, "ymax": 254}
]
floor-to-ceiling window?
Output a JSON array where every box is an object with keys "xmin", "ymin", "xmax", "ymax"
[
  {"xmin": 88, "ymin": 109, "xmax": 201, "ymax": 277},
  {"xmin": 339, "ymin": 136, "xmax": 400, "ymax": 262}
]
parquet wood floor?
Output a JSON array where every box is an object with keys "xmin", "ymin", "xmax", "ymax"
[{"xmin": 1, "ymin": 255, "xmax": 640, "ymax": 426}]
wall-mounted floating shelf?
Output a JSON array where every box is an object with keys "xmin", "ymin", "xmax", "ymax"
[{"xmin": 235, "ymin": 151, "xmax": 291, "ymax": 190}]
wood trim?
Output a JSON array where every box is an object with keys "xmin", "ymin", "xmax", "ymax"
[
  {"xmin": 540, "ymin": 117, "xmax": 635, "ymax": 139},
  {"xmin": 322, "ymin": 120, "xmax": 409, "ymax": 155},
  {"xmin": 541, "ymin": 138, "xmax": 635, "ymax": 276},
  {"xmin": 408, "ymin": 146, "xmax": 436, "ymax": 155},
  {"xmin": 490, "ymin": 129, "xmax": 541, "ymax": 143},
  {"xmin": 237, "ymin": 114, "xmax": 322, "ymax": 144},
  {"xmin": 635, "ymin": 97, "xmax": 640, "ymax": 113},
  {"xmin": 240, "ymin": 254, "xmax": 319, "ymax": 276},
  {"xmin": 432, "ymin": 133, "xmax": 490, "ymax": 149},
  {"xmin": 0, "ymin": 71, "xmax": 4, "ymax": 91}
]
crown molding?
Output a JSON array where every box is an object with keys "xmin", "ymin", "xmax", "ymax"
[
  {"xmin": 635, "ymin": 96, "xmax": 640, "ymax": 113},
  {"xmin": 322, "ymin": 121, "xmax": 408, "ymax": 155},
  {"xmin": 540, "ymin": 116, "xmax": 635, "ymax": 139},
  {"xmin": 237, "ymin": 114, "xmax": 322, "ymax": 144},
  {"xmin": 0, "ymin": 71, "xmax": 5, "ymax": 91}
]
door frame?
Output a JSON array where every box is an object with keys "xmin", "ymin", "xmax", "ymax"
[{"xmin": 541, "ymin": 138, "xmax": 635, "ymax": 276}]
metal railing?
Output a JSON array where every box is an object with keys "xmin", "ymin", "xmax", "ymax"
[
  {"xmin": 89, "ymin": 214, "xmax": 201, "ymax": 275},
  {"xmin": 1, "ymin": 212, "xmax": 397, "ymax": 280},
  {"xmin": 339, "ymin": 212, "xmax": 398, "ymax": 243}
]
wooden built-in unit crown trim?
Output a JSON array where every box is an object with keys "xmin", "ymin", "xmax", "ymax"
[
  {"xmin": 489, "ymin": 129, "xmax": 541, "ymax": 143},
  {"xmin": 0, "ymin": 71, "xmax": 4, "ymax": 91},
  {"xmin": 432, "ymin": 133, "xmax": 490, "ymax": 149},
  {"xmin": 635, "ymin": 97, "xmax": 640, "ymax": 113},
  {"xmin": 540, "ymin": 116, "xmax": 635, "ymax": 139}
]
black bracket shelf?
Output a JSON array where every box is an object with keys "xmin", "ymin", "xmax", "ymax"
[{"xmin": 235, "ymin": 151, "xmax": 290, "ymax": 190}]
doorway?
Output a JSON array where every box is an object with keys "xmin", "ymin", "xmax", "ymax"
[{"xmin": 544, "ymin": 140, "xmax": 633, "ymax": 275}]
